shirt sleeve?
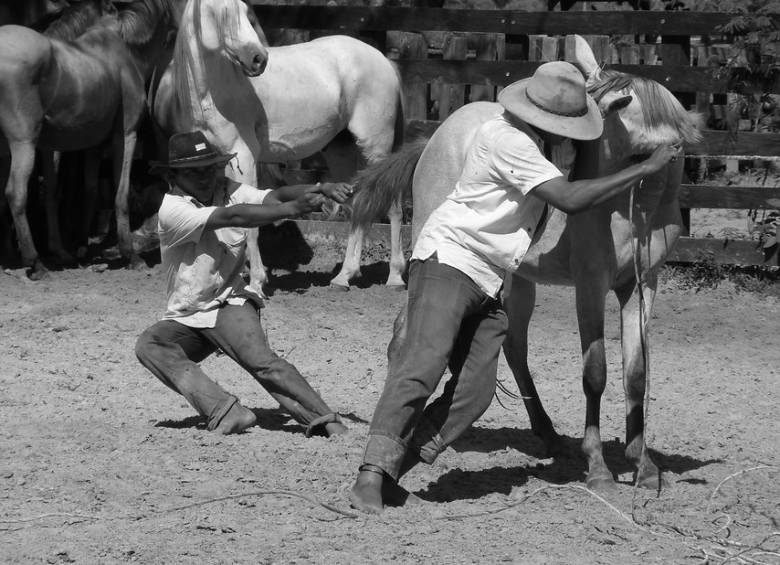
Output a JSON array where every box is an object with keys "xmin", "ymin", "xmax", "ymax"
[
  {"xmin": 158, "ymin": 195, "xmax": 216, "ymax": 248},
  {"xmin": 491, "ymin": 130, "xmax": 564, "ymax": 195},
  {"xmin": 232, "ymin": 183, "xmax": 272, "ymax": 205}
]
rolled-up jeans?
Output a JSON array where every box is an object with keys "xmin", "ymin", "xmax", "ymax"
[
  {"xmin": 362, "ymin": 256, "xmax": 508, "ymax": 480},
  {"xmin": 135, "ymin": 302, "xmax": 334, "ymax": 430}
]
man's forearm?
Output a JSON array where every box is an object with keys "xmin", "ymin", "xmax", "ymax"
[
  {"xmin": 208, "ymin": 202, "xmax": 302, "ymax": 229},
  {"xmin": 266, "ymin": 184, "xmax": 314, "ymax": 204},
  {"xmin": 567, "ymin": 161, "xmax": 650, "ymax": 211}
]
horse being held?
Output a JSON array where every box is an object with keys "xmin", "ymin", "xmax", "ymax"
[
  {"xmin": 153, "ymin": 0, "xmax": 405, "ymax": 294},
  {"xmin": 0, "ymin": 0, "xmax": 181, "ymax": 279},
  {"xmin": 350, "ymin": 35, "xmax": 702, "ymax": 491}
]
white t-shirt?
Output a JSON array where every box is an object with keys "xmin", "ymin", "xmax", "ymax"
[
  {"xmin": 158, "ymin": 180, "xmax": 271, "ymax": 328},
  {"xmin": 413, "ymin": 113, "xmax": 570, "ymax": 298}
]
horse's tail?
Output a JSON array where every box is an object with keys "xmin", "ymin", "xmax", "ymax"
[{"xmin": 349, "ymin": 137, "xmax": 428, "ymax": 231}]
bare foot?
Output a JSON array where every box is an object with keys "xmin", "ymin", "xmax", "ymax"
[
  {"xmin": 349, "ymin": 469, "xmax": 384, "ymax": 514},
  {"xmin": 214, "ymin": 404, "xmax": 256, "ymax": 435}
]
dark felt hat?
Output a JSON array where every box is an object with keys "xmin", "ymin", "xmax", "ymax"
[{"xmin": 149, "ymin": 131, "xmax": 236, "ymax": 171}]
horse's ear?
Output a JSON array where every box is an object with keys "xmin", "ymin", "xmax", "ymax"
[
  {"xmin": 601, "ymin": 93, "xmax": 633, "ymax": 116},
  {"xmin": 568, "ymin": 35, "xmax": 599, "ymax": 79}
]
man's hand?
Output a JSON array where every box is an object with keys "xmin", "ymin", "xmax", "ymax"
[
  {"xmin": 644, "ymin": 144, "xmax": 682, "ymax": 174},
  {"xmin": 291, "ymin": 192, "xmax": 326, "ymax": 216},
  {"xmin": 317, "ymin": 182, "xmax": 354, "ymax": 203}
]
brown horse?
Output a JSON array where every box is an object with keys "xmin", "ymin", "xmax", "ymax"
[
  {"xmin": 351, "ymin": 36, "xmax": 702, "ymax": 491},
  {"xmin": 0, "ymin": 0, "xmax": 181, "ymax": 278}
]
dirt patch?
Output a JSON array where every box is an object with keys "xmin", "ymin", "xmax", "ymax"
[{"xmin": 1, "ymin": 243, "xmax": 778, "ymax": 564}]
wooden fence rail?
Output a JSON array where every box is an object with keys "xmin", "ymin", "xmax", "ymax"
[{"xmin": 250, "ymin": 2, "xmax": 780, "ymax": 267}]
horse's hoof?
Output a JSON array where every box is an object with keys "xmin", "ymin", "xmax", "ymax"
[
  {"xmin": 384, "ymin": 283, "xmax": 406, "ymax": 291},
  {"xmin": 586, "ymin": 474, "xmax": 617, "ymax": 493},
  {"xmin": 27, "ymin": 261, "xmax": 50, "ymax": 281},
  {"xmin": 635, "ymin": 467, "xmax": 667, "ymax": 491},
  {"xmin": 329, "ymin": 282, "xmax": 350, "ymax": 292}
]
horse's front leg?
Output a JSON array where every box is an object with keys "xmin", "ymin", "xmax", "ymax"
[
  {"xmin": 615, "ymin": 274, "xmax": 663, "ymax": 490},
  {"xmin": 575, "ymin": 281, "xmax": 614, "ymax": 491},
  {"xmin": 226, "ymin": 146, "xmax": 267, "ymax": 297},
  {"xmin": 503, "ymin": 274, "xmax": 563, "ymax": 456}
]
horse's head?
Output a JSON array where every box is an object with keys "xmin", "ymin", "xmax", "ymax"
[
  {"xmin": 568, "ymin": 34, "xmax": 702, "ymax": 159},
  {"xmin": 188, "ymin": 0, "xmax": 268, "ymax": 76}
]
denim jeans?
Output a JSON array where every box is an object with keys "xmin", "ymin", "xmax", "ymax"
[
  {"xmin": 362, "ymin": 257, "xmax": 508, "ymax": 479},
  {"xmin": 135, "ymin": 302, "xmax": 334, "ymax": 430}
]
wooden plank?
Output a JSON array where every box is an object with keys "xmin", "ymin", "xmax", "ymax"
[
  {"xmin": 394, "ymin": 33, "xmax": 428, "ymax": 121},
  {"xmin": 679, "ymin": 185, "xmax": 780, "ymax": 210},
  {"xmin": 694, "ymin": 130, "xmax": 780, "ymax": 157},
  {"xmin": 395, "ymin": 59, "xmax": 780, "ymax": 94},
  {"xmin": 249, "ymin": 5, "xmax": 760, "ymax": 37},
  {"xmin": 290, "ymin": 220, "xmax": 776, "ymax": 267},
  {"xmin": 469, "ymin": 33, "xmax": 502, "ymax": 103},
  {"xmin": 406, "ymin": 119, "xmax": 780, "ymax": 157},
  {"xmin": 436, "ymin": 34, "xmax": 469, "ymax": 121}
]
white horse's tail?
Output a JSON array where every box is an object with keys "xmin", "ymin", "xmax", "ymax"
[{"xmin": 349, "ymin": 137, "xmax": 427, "ymax": 231}]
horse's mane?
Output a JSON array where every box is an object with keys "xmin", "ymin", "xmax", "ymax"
[
  {"xmin": 111, "ymin": 0, "xmax": 177, "ymax": 45},
  {"xmin": 171, "ymin": 0, "xmax": 246, "ymax": 118},
  {"xmin": 44, "ymin": 0, "xmax": 115, "ymax": 41},
  {"xmin": 589, "ymin": 69, "xmax": 703, "ymax": 147}
]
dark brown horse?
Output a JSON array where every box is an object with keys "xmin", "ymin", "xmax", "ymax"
[{"xmin": 0, "ymin": 0, "xmax": 181, "ymax": 278}]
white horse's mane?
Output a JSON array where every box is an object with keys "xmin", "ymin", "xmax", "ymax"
[
  {"xmin": 171, "ymin": 0, "xmax": 243, "ymax": 119},
  {"xmin": 588, "ymin": 69, "xmax": 703, "ymax": 151}
]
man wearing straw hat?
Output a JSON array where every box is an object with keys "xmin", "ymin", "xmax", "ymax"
[
  {"xmin": 135, "ymin": 130, "xmax": 352, "ymax": 437},
  {"xmin": 349, "ymin": 61, "xmax": 681, "ymax": 513}
]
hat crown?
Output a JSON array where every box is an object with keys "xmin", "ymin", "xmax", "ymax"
[
  {"xmin": 525, "ymin": 61, "xmax": 588, "ymax": 117},
  {"xmin": 167, "ymin": 131, "xmax": 222, "ymax": 165}
]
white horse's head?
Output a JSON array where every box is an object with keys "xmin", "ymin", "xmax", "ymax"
[
  {"xmin": 569, "ymin": 34, "xmax": 702, "ymax": 157},
  {"xmin": 185, "ymin": 0, "xmax": 268, "ymax": 76}
]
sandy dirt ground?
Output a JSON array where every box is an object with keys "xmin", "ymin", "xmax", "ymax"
[{"xmin": 1, "ymin": 238, "xmax": 778, "ymax": 565}]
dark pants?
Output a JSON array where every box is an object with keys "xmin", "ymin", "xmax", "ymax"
[
  {"xmin": 135, "ymin": 302, "xmax": 335, "ymax": 431},
  {"xmin": 362, "ymin": 257, "xmax": 508, "ymax": 480}
]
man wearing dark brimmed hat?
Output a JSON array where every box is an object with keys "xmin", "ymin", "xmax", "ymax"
[
  {"xmin": 350, "ymin": 61, "xmax": 682, "ymax": 513},
  {"xmin": 135, "ymin": 130, "xmax": 352, "ymax": 436}
]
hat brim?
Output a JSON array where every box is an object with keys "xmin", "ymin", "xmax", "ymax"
[
  {"xmin": 149, "ymin": 152, "xmax": 236, "ymax": 174},
  {"xmin": 498, "ymin": 79, "xmax": 603, "ymax": 141}
]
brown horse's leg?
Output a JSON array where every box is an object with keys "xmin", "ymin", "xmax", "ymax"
[
  {"xmin": 503, "ymin": 274, "xmax": 563, "ymax": 457},
  {"xmin": 77, "ymin": 148, "xmax": 101, "ymax": 258},
  {"xmin": 615, "ymin": 277, "xmax": 664, "ymax": 490},
  {"xmin": 575, "ymin": 281, "xmax": 615, "ymax": 491},
  {"xmin": 41, "ymin": 149, "xmax": 74, "ymax": 265},
  {"xmin": 6, "ymin": 140, "xmax": 47, "ymax": 279}
]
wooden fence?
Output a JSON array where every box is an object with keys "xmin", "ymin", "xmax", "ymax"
[{"xmin": 250, "ymin": 1, "xmax": 780, "ymax": 267}]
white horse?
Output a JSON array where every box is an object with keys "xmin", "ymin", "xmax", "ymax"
[
  {"xmin": 353, "ymin": 36, "xmax": 702, "ymax": 491},
  {"xmin": 153, "ymin": 0, "xmax": 405, "ymax": 293}
]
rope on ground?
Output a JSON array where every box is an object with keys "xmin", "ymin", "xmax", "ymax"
[{"xmin": 0, "ymin": 489, "xmax": 357, "ymax": 530}]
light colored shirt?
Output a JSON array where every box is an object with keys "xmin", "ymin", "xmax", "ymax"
[
  {"xmin": 412, "ymin": 113, "xmax": 573, "ymax": 298},
  {"xmin": 158, "ymin": 180, "xmax": 271, "ymax": 328}
]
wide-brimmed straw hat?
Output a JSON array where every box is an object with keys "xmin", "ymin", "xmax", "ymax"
[
  {"xmin": 149, "ymin": 131, "xmax": 236, "ymax": 172},
  {"xmin": 497, "ymin": 61, "xmax": 603, "ymax": 140}
]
